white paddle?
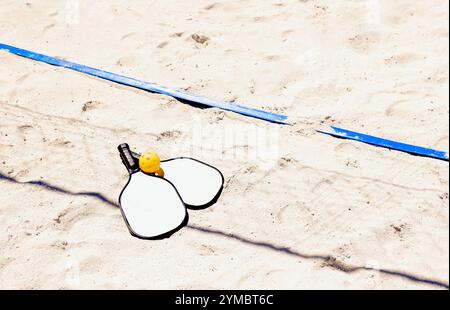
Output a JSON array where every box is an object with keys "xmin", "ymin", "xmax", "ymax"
[
  {"xmin": 118, "ymin": 144, "xmax": 187, "ymax": 239},
  {"xmin": 130, "ymin": 152, "xmax": 224, "ymax": 209}
]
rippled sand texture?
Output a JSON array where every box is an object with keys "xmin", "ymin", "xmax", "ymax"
[{"xmin": 0, "ymin": 0, "xmax": 448, "ymax": 289}]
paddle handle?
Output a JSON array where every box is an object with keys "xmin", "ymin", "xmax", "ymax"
[{"xmin": 118, "ymin": 143, "xmax": 139, "ymax": 173}]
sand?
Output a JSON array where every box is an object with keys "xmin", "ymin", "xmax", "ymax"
[{"xmin": 0, "ymin": 0, "xmax": 448, "ymax": 289}]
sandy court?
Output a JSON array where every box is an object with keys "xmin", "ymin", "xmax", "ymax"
[{"xmin": 0, "ymin": 0, "xmax": 448, "ymax": 289}]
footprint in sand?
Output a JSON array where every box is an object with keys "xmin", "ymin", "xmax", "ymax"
[
  {"xmin": 18, "ymin": 125, "xmax": 33, "ymax": 133},
  {"xmin": 384, "ymin": 53, "xmax": 423, "ymax": 66},
  {"xmin": 204, "ymin": 3, "xmax": 220, "ymax": 10},
  {"xmin": 51, "ymin": 240, "xmax": 69, "ymax": 251},
  {"xmin": 276, "ymin": 203, "xmax": 308, "ymax": 225},
  {"xmin": 281, "ymin": 29, "xmax": 294, "ymax": 40},
  {"xmin": 13, "ymin": 169, "xmax": 30, "ymax": 178},
  {"xmin": 81, "ymin": 100, "xmax": 102, "ymax": 112},
  {"xmin": 120, "ymin": 32, "xmax": 136, "ymax": 41},
  {"xmin": 385, "ymin": 100, "xmax": 428, "ymax": 117},
  {"xmin": 158, "ymin": 130, "xmax": 182, "ymax": 141},
  {"xmin": 385, "ymin": 100, "xmax": 404, "ymax": 117},
  {"xmin": 79, "ymin": 256, "xmax": 104, "ymax": 274},
  {"xmin": 191, "ymin": 34, "xmax": 210, "ymax": 45},
  {"xmin": 53, "ymin": 207, "xmax": 92, "ymax": 231},
  {"xmin": 347, "ymin": 32, "xmax": 381, "ymax": 54},
  {"xmin": 157, "ymin": 41, "xmax": 169, "ymax": 49},
  {"xmin": 43, "ymin": 23, "xmax": 55, "ymax": 32},
  {"xmin": 47, "ymin": 138, "xmax": 73, "ymax": 148},
  {"xmin": 253, "ymin": 16, "xmax": 268, "ymax": 23},
  {"xmin": 115, "ymin": 55, "xmax": 140, "ymax": 67},
  {"xmin": 170, "ymin": 32, "xmax": 184, "ymax": 38},
  {"xmin": 390, "ymin": 223, "xmax": 409, "ymax": 240},
  {"xmin": 335, "ymin": 142, "xmax": 361, "ymax": 153},
  {"xmin": 16, "ymin": 73, "xmax": 30, "ymax": 84}
]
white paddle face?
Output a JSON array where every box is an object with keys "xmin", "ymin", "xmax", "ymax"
[
  {"xmin": 161, "ymin": 158, "xmax": 224, "ymax": 208},
  {"xmin": 119, "ymin": 172, "xmax": 186, "ymax": 238}
]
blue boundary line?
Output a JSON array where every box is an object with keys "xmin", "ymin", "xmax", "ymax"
[
  {"xmin": 0, "ymin": 43, "xmax": 289, "ymax": 124},
  {"xmin": 317, "ymin": 126, "xmax": 449, "ymax": 161}
]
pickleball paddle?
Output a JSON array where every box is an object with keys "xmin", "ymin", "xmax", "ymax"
[
  {"xmin": 118, "ymin": 143, "xmax": 187, "ymax": 239},
  {"xmin": 130, "ymin": 151, "xmax": 224, "ymax": 209}
]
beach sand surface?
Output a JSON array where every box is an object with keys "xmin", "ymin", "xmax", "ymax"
[{"xmin": 0, "ymin": 0, "xmax": 448, "ymax": 289}]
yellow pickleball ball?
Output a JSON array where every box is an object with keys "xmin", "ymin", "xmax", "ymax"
[{"xmin": 139, "ymin": 152, "xmax": 161, "ymax": 174}]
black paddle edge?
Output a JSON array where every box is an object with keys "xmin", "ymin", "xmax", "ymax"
[
  {"xmin": 161, "ymin": 157, "xmax": 225, "ymax": 210},
  {"xmin": 117, "ymin": 146, "xmax": 224, "ymax": 240},
  {"xmin": 131, "ymin": 152, "xmax": 225, "ymax": 210},
  {"xmin": 118, "ymin": 169, "xmax": 189, "ymax": 241}
]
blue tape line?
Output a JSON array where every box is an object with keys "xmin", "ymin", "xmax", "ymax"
[
  {"xmin": 0, "ymin": 43, "xmax": 289, "ymax": 124},
  {"xmin": 317, "ymin": 126, "xmax": 449, "ymax": 161}
]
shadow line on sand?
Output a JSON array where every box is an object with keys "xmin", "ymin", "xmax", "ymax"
[
  {"xmin": 187, "ymin": 225, "xmax": 449, "ymax": 290},
  {"xmin": 1, "ymin": 171, "xmax": 448, "ymax": 289},
  {"xmin": 0, "ymin": 172, "xmax": 117, "ymax": 208}
]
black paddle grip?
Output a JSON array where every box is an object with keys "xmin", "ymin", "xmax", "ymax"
[{"xmin": 118, "ymin": 143, "xmax": 139, "ymax": 172}]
